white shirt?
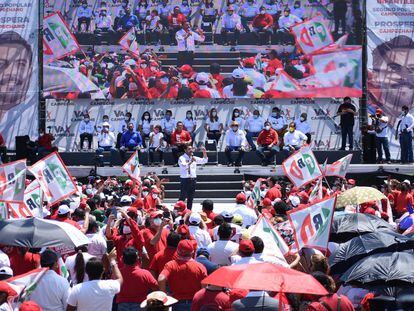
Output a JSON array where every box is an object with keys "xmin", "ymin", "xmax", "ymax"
[
  {"xmin": 98, "ymin": 131, "xmax": 116, "ymax": 147},
  {"xmin": 213, "ymin": 223, "xmax": 242, "ymax": 242},
  {"xmin": 221, "ymin": 13, "xmax": 242, "ymax": 29},
  {"xmin": 284, "ymin": 130, "xmax": 307, "ymax": 147},
  {"xmin": 226, "ymin": 129, "xmax": 247, "ymax": 147},
  {"xmin": 157, "ymin": 4, "xmax": 172, "ymax": 17},
  {"xmin": 263, "ymin": 3, "xmax": 279, "ymax": 15},
  {"xmin": 245, "ymin": 116, "xmax": 264, "ymax": 133},
  {"xmin": 267, "ymin": 115, "xmax": 287, "ymax": 131},
  {"xmin": 207, "ymin": 240, "xmax": 239, "ymax": 266},
  {"xmin": 294, "ymin": 119, "xmax": 311, "ymax": 135},
  {"xmin": 65, "ymin": 253, "xmax": 95, "ymax": 285},
  {"xmin": 252, "ymin": 253, "xmax": 289, "ymax": 267},
  {"xmin": 189, "ymin": 225, "xmax": 212, "ymax": 248},
  {"xmin": 178, "ymin": 153, "xmax": 208, "ymax": 178},
  {"xmin": 291, "ymin": 7, "xmax": 305, "ymax": 19},
  {"xmin": 372, "ymin": 116, "xmax": 389, "ymax": 138},
  {"xmin": 201, "ymin": 4, "xmax": 216, "ymax": 15},
  {"xmin": 232, "ymin": 204, "xmax": 258, "ymax": 228},
  {"xmin": 183, "ymin": 118, "xmax": 197, "ymax": 133},
  {"xmin": 205, "ymin": 118, "xmax": 222, "ymax": 131},
  {"xmin": 400, "ymin": 112, "xmax": 414, "ymax": 133},
  {"xmin": 77, "ymin": 6, "xmax": 93, "ymax": 18},
  {"xmin": 0, "ymin": 250, "xmax": 10, "ymax": 268},
  {"xmin": 79, "ymin": 120, "xmax": 95, "ymax": 134},
  {"xmin": 231, "ymin": 256, "xmax": 261, "ymax": 265},
  {"xmin": 243, "ymin": 68, "xmax": 267, "ymax": 89},
  {"xmin": 95, "ymin": 15, "xmax": 112, "ymax": 28},
  {"xmin": 118, "ymin": 118, "xmax": 136, "ymax": 134},
  {"xmin": 176, "ymin": 29, "xmax": 205, "ymax": 52},
  {"xmin": 160, "ymin": 117, "xmax": 176, "ymax": 134},
  {"xmin": 149, "ymin": 132, "xmax": 164, "ymax": 148},
  {"xmin": 86, "ymin": 232, "xmax": 107, "ymax": 258},
  {"xmin": 180, "ymin": 4, "xmax": 191, "ymax": 16},
  {"xmin": 29, "ymin": 270, "xmax": 70, "ymax": 311},
  {"xmin": 138, "ymin": 119, "xmax": 152, "ymax": 135},
  {"xmin": 239, "ymin": 3, "xmax": 259, "ymax": 17},
  {"xmin": 278, "ymin": 13, "xmax": 302, "ymax": 28},
  {"xmin": 67, "ymin": 280, "xmax": 121, "ymax": 311},
  {"xmin": 146, "ymin": 15, "xmax": 160, "ymax": 30},
  {"xmin": 136, "ymin": 5, "xmax": 150, "ymax": 18}
]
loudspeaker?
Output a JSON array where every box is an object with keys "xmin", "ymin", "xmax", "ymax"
[{"xmin": 15, "ymin": 135, "xmax": 30, "ymax": 160}]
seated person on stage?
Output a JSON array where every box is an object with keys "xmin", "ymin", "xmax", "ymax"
[
  {"xmin": 119, "ymin": 122, "xmax": 143, "ymax": 162},
  {"xmin": 96, "ymin": 122, "xmax": 118, "ymax": 167},
  {"xmin": 168, "ymin": 6, "xmax": 187, "ymax": 45},
  {"xmin": 225, "ymin": 121, "xmax": 247, "ymax": 167},
  {"xmin": 267, "ymin": 106, "xmax": 287, "ymax": 146},
  {"xmin": 294, "ymin": 112, "xmax": 312, "ymax": 144},
  {"xmin": 171, "ymin": 121, "xmax": 192, "ymax": 165},
  {"xmin": 283, "ymin": 122, "xmax": 307, "ymax": 155},
  {"xmin": 239, "ymin": 0, "xmax": 259, "ymax": 33},
  {"xmin": 221, "ymin": 6, "xmax": 242, "ymax": 47},
  {"xmin": 37, "ymin": 128, "xmax": 57, "ymax": 158},
  {"xmin": 200, "ymin": 0, "xmax": 218, "ymax": 26},
  {"xmin": 252, "ymin": 7, "xmax": 274, "ymax": 45},
  {"xmin": 157, "ymin": 0, "xmax": 172, "ymax": 30},
  {"xmin": 205, "ymin": 108, "xmax": 223, "ymax": 143},
  {"xmin": 256, "ymin": 121, "xmax": 278, "ymax": 166},
  {"xmin": 277, "ymin": 7, "xmax": 301, "ymax": 44},
  {"xmin": 180, "ymin": 0, "xmax": 192, "ymax": 20},
  {"xmin": 77, "ymin": 1, "xmax": 93, "ymax": 32},
  {"xmin": 79, "ymin": 114, "xmax": 95, "ymax": 150},
  {"xmin": 95, "ymin": 8, "xmax": 113, "ymax": 33},
  {"xmin": 160, "ymin": 110, "xmax": 176, "ymax": 144},
  {"xmin": 145, "ymin": 10, "xmax": 161, "ymax": 45},
  {"xmin": 245, "ymin": 110, "xmax": 264, "ymax": 151},
  {"xmin": 148, "ymin": 125, "xmax": 164, "ymax": 166},
  {"xmin": 0, "ymin": 132, "xmax": 8, "ymax": 164},
  {"xmin": 117, "ymin": 7, "xmax": 139, "ymax": 31}
]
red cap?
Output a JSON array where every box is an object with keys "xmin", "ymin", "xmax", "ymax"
[
  {"xmin": 131, "ymin": 187, "xmax": 140, "ymax": 196},
  {"xmin": 239, "ymin": 239, "xmax": 254, "ymax": 253},
  {"xmin": 132, "ymin": 198, "xmax": 144, "ymax": 209},
  {"xmin": 376, "ymin": 108, "xmax": 383, "ymax": 114},
  {"xmin": 150, "ymin": 210, "xmax": 163, "ymax": 218},
  {"xmin": 127, "ymin": 207, "xmax": 138, "ymax": 215},
  {"xmin": 298, "ymin": 191, "xmax": 309, "ymax": 203},
  {"xmin": 25, "ymin": 179, "xmax": 31, "ymax": 186},
  {"xmin": 243, "ymin": 57, "xmax": 255, "ymax": 67},
  {"xmin": 177, "ymin": 224, "xmax": 190, "ymax": 236},
  {"xmin": 142, "ymin": 186, "xmax": 149, "ymax": 192},
  {"xmin": 79, "ymin": 199, "xmax": 87, "ymax": 209},
  {"xmin": 125, "ymin": 180, "xmax": 133, "ymax": 187},
  {"xmin": 174, "ymin": 200, "xmax": 187, "ymax": 211},
  {"xmin": 156, "ymin": 71, "xmax": 168, "ymax": 78},
  {"xmin": 0, "ymin": 281, "xmax": 17, "ymax": 298},
  {"xmin": 364, "ymin": 207, "xmax": 376, "ymax": 215},
  {"xmin": 177, "ymin": 239, "xmax": 194, "ymax": 256},
  {"xmin": 179, "ymin": 64, "xmax": 193, "ymax": 74},
  {"xmin": 262, "ymin": 198, "xmax": 272, "ymax": 206},
  {"xmin": 236, "ymin": 193, "xmax": 246, "ymax": 203},
  {"xmin": 19, "ymin": 301, "xmax": 42, "ymax": 311},
  {"xmin": 347, "ymin": 179, "xmax": 356, "ymax": 185}
]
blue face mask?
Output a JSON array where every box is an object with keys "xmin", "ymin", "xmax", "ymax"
[
  {"xmin": 253, "ymin": 115, "xmax": 259, "ymax": 119},
  {"xmin": 165, "ymin": 115, "xmax": 171, "ymax": 120}
]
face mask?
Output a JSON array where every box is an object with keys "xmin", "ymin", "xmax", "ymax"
[
  {"xmin": 232, "ymin": 126, "xmax": 238, "ymax": 132},
  {"xmin": 271, "ymin": 112, "xmax": 277, "ymax": 117},
  {"xmin": 125, "ymin": 116, "xmax": 130, "ymax": 121},
  {"xmin": 150, "ymin": 66, "xmax": 157, "ymax": 71},
  {"xmin": 84, "ymin": 118, "xmax": 89, "ymax": 122},
  {"xmin": 142, "ymin": 191, "xmax": 149, "ymax": 197},
  {"xmin": 123, "ymin": 226, "xmax": 131, "ymax": 234},
  {"xmin": 103, "ymin": 118, "xmax": 109, "ymax": 122},
  {"xmin": 187, "ymin": 114, "xmax": 192, "ymax": 118},
  {"xmin": 294, "ymin": 5, "xmax": 299, "ymax": 8},
  {"xmin": 300, "ymin": 117, "xmax": 305, "ymax": 121},
  {"xmin": 212, "ymin": 112, "xmax": 217, "ymax": 116},
  {"xmin": 289, "ymin": 127, "xmax": 295, "ymax": 132},
  {"xmin": 403, "ymin": 111, "xmax": 408, "ymax": 115},
  {"xmin": 253, "ymin": 115, "xmax": 259, "ymax": 119},
  {"xmin": 152, "ymin": 193, "xmax": 158, "ymax": 199},
  {"xmin": 245, "ymin": 190, "xmax": 252, "ymax": 196},
  {"xmin": 144, "ymin": 115, "xmax": 149, "ymax": 120},
  {"xmin": 128, "ymin": 127, "xmax": 134, "ymax": 131},
  {"xmin": 165, "ymin": 115, "xmax": 171, "ymax": 120},
  {"xmin": 161, "ymin": 77, "xmax": 169, "ymax": 84},
  {"xmin": 83, "ymin": 4, "xmax": 87, "ymax": 8},
  {"xmin": 284, "ymin": 12, "xmax": 289, "ymax": 17},
  {"xmin": 228, "ymin": 11, "xmax": 233, "ymax": 15},
  {"xmin": 103, "ymin": 127, "xmax": 109, "ymax": 132},
  {"xmin": 260, "ymin": 10, "xmax": 266, "ymax": 14},
  {"xmin": 234, "ymin": 112, "xmax": 239, "ymax": 117},
  {"xmin": 153, "ymin": 218, "xmax": 162, "ymax": 226},
  {"xmin": 141, "ymin": 63, "xmax": 147, "ymax": 69},
  {"xmin": 265, "ymin": 125, "xmax": 271, "ymax": 131}
]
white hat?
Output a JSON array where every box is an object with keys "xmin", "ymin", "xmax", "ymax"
[
  {"xmin": 403, "ymin": 179, "xmax": 411, "ymax": 185},
  {"xmin": 58, "ymin": 205, "xmax": 70, "ymax": 215},
  {"xmin": 232, "ymin": 68, "xmax": 246, "ymax": 79},
  {"xmin": 102, "ymin": 122, "xmax": 110, "ymax": 127},
  {"xmin": 288, "ymin": 195, "xmax": 300, "ymax": 207},
  {"xmin": 69, "ymin": 201, "xmax": 79, "ymax": 211},
  {"xmin": 0, "ymin": 266, "xmax": 13, "ymax": 278},
  {"xmin": 140, "ymin": 291, "xmax": 178, "ymax": 308},
  {"xmin": 221, "ymin": 210, "xmax": 234, "ymax": 219},
  {"xmin": 189, "ymin": 213, "xmax": 202, "ymax": 225},
  {"xmin": 120, "ymin": 195, "xmax": 132, "ymax": 203},
  {"xmin": 124, "ymin": 59, "xmax": 136, "ymax": 66},
  {"xmin": 195, "ymin": 72, "xmax": 209, "ymax": 84}
]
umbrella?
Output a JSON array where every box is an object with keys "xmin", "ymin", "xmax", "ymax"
[
  {"xmin": 329, "ymin": 232, "xmax": 414, "ymax": 275},
  {"xmin": 0, "ymin": 218, "xmax": 89, "ymax": 249},
  {"xmin": 330, "ymin": 213, "xmax": 395, "ymax": 243},
  {"xmin": 201, "ymin": 263, "xmax": 328, "ymax": 295},
  {"xmin": 341, "ymin": 251, "xmax": 414, "ymax": 286},
  {"xmin": 336, "ymin": 187, "xmax": 386, "ymax": 208}
]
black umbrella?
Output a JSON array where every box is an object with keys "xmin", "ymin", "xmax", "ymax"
[
  {"xmin": 330, "ymin": 213, "xmax": 395, "ymax": 243},
  {"xmin": 341, "ymin": 251, "xmax": 414, "ymax": 286},
  {"xmin": 329, "ymin": 232, "xmax": 414, "ymax": 275}
]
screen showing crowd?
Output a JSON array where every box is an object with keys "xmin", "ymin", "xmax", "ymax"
[{"xmin": 43, "ymin": 0, "xmax": 362, "ymax": 99}]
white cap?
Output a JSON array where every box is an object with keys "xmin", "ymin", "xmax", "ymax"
[
  {"xmin": 0, "ymin": 266, "xmax": 13, "ymax": 277},
  {"xmin": 189, "ymin": 213, "xmax": 202, "ymax": 225},
  {"xmin": 232, "ymin": 68, "xmax": 246, "ymax": 79},
  {"xmin": 102, "ymin": 122, "xmax": 110, "ymax": 127},
  {"xmin": 124, "ymin": 59, "xmax": 136, "ymax": 66},
  {"xmin": 195, "ymin": 72, "xmax": 209, "ymax": 84},
  {"xmin": 58, "ymin": 205, "xmax": 70, "ymax": 215},
  {"xmin": 288, "ymin": 195, "xmax": 300, "ymax": 207},
  {"xmin": 403, "ymin": 179, "xmax": 411, "ymax": 185},
  {"xmin": 120, "ymin": 195, "xmax": 132, "ymax": 203},
  {"xmin": 221, "ymin": 210, "xmax": 234, "ymax": 219},
  {"xmin": 69, "ymin": 201, "xmax": 79, "ymax": 211}
]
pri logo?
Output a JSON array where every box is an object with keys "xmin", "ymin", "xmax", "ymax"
[
  {"xmin": 300, "ymin": 21, "xmax": 327, "ymax": 48},
  {"xmin": 300, "ymin": 207, "xmax": 331, "ymax": 245},
  {"xmin": 289, "ymin": 153, "xmax": 317, "ymax": 180}
]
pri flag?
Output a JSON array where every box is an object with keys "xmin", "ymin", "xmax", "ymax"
[
  {"xmin": 8, "ymin": 268, "xmax": 48, "ymax": 305},
  {"xmin": 122, "ymin": 151, "xmax": 141, "ymax": 182},
  {"xmin": 0, "ymin": 160, "xmax": 26, "ymax": 203},
  {"xmin": 43, "ymin": 12, "xmax": 81, "ymax": 64},
  {"xmin": 24, "ymin": 180, "xmax": 44, "ymax": 218},
  {"xmin": 291, "ymin": 15, "xmax": 334, "ymax": 55},
  {"xmin": 7, "ymin": 202, "xmax": 33, "ymax": 219},
  {"xmin": 119, "ymin": 27, "xmax": 139, "ymax": 57},
  {"xmin": 266, "ymin": 70, "xmax": 301, "ymax": 92},
  {"xmin": 309, "ymin": 178, "xmax": 323, "ymax": 202},
  {"xmin": 28, "ymin": 152, "xmax": 77, "ymax": 206},
  {"xmin": 282, "ymin": 145, "xmax": 323, "ymax": 188},
  {"xmin": 325, "ymin": 154, "xmax": 353, "ymax": 178},
  {"xmin": 287, "ymin": 196, "xmax": 336, "ymax": 252}
]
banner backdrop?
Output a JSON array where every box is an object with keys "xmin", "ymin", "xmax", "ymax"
[
  {"xmin": 45, "ymin": 98, "xmax": 360, "ymax": 152},
  {"xmin": 367, "ymin": 1, "xmax": 414, "ymax": 159},
  {"xmin": 0, "ymin": 0, "xmax": 38, "ymax": 148}
]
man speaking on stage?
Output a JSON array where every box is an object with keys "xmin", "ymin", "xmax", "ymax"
[{"xmin": 178, "ymin": 145, "xmax": 208, "ymax": 210}]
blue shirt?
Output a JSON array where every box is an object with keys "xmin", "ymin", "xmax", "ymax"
[
  {"xmin": 119, "ymin": 14, "xmax": 139, "ymax": 30},
  {"xmin": 121, "ymin": 130, "xmax": 143, "ymax": 148},
  {"xmin": 196, "ymin": 256, "xmax": 218, "ymax": 275}
]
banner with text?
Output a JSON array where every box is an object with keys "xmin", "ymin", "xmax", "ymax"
[
  {"xmin": 367, "ymin": 1, "xmax": 414, "ymax": 159},
  {"xmin": 45, "ymin": 98, "xmax": 360, "ymax": 152},
  {"xmin": 0, "ymin": 160, "xmax": 26, "ymax": 203},
  {"xmin": 0, "ymin": 0, "xmax": 39, "ymax": 148}
]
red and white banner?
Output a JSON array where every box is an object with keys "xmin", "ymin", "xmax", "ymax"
[
  {"xmin": 28, "ymin": 152, "xmax": 77, "ymax": 206},
  {"xmin": 118, "ymin": 27, "xmax": 139, "ymax": 57},
  {"xmin": 7, "ymin": 202, "xmax": 33, "ymax": 219},
  {"xmin": 0, "ymin": 160, "xmax": 26, "ymax": 203},
  {"xmin": 325, "ymin": 154, "xmax": 353, "ymax": 178},
  {"xmin": 287, "ymin": 196, "xmax": 336, "ymax": 252},
  {"xmin": 282, "ymin": 145, "xmax": 323, "ymax": 188},
  {"xmin": 122, "ymin": 150, "xmax": 141, "ymax": 182},
  {"xmin": 8, "ymin": 268, "xmax": 48, "ymax": 306}
]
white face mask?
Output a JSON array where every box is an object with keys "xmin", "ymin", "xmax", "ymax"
[
  {"xmin": 160, "ymin": 77, "xmax": 169, "ymax": 84},
  {"xmin": 260, "ymin": 10, "xmax": 265, "ymax": 14},
  {"xmin": 125, "ymin": 116, "xmax": 130, "ymax": 121},
  {"xmin": 103, "ymin": 118, "xmax": 109, "ymax": 122},
  {"xmin": 300, "ymin": 117, "xmax": 305, "ymax": 121},
  {"xmin": 144, "ymin": 115, "xmax": 149, "ymax": 120},
  {"xmin": 153, "ymin": 218, "xmax": 162, "ymax": 226},
  {"xmin": 234, "ymin": 112, "xmax": 239, "ymax": 117},
  {"xmin": 123, "ymin": 226, "xmax": 131, "ymax": 234},
  {"xmin": 142, "ymin": 191, "xmax": 149, "ymax": 197},
  {"xmin": 232, "ymin": 126, "xmax": 238, "ymax": 132},
  {"xmin": 152, "ymin": 193, "xmax": 158, "ymax": 199},
  {"xmin": 212, "ymin": 112, "xmax": 217, "ymax": 116},
  {"xmin": 265, "ymin": 125, "xmax": 271, "ymax": 131},
  {"xmin": 84, "ymin": 118, "xmax": 89, "ymax": 122},
  {"xmin": 187, "ymin": 114, "xmax": 192, "ymax": 118}
]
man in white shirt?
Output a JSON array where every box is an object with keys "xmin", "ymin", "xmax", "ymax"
[
  {"xmin": 29, "ymin": 250, "xmax": 70, "ymax": 311},
  {"xmin": 95, "ymin": 9, "xmax": 113, "ymax": 32},
  {"xmin": 245, "ymin": 110, "xmax": 264, "ymax": 151},
  {"xmin": 79, "ymin": 114, "xmax": 95, "ymax": 150},
  {"xmin": 96, "ymin": 122, "xmax": 118, "ymax": 166},
  {"xmin": 160, "ymin": 110, "xmax": 176, "ymax": 144},
  {"xmin": 77, "ymin": 1, "xmax": 93, "ymax": 32},
  {"xmin": 225, "ymin": 121, "xmax": 247, "ymax": 167},
  {"xmin": 294, "ymin": 112, "xmax": 311, "ymax": 144},
  {"xmin": 67, "ymin": 250, "xmax": 122, "ymax": 311},
  {"xmin": 176, "ymin": 22, "xmax": 205, "ymax": 66},
  {"xmin": 242, "ymin": 58, "xmax": 267, "ymax": 89},
  {"xmin": 220, "ymin": 6, "xmax": 242, "ymax": 47},
  {"xmin": 178, "ymin": 145, "xmax": 208, "ymax": 210},
  {"xmin": 283, "ymin": 122, "xmax": 307, "ymax": 155},
  {"xmin": 277, "ymin": 7, "xmax": 301, "ymax": 44},
  {"xmin": 370, "ymin": 108, "xmax": 391, "ymax": 163},
  {"xmin": 231, "ymin": 239, "xmax": 261, "ymax": 265},
  {"xmin": 232, "ymin": 193, "xmax": 257, "ymax": 228},
  {"xmin": 207, "ymin": 223, "xmax": 239, "ymax": 266},
  {"xmin": 194, "ymin": 72, "xmax": 220, "ymax": 98},
  {"xmin": 188, "ymin": 213, "xmax": 212, "ymax": 248},
  {"xmin": 397, "ymin": 105, "xmax": 414, "ymax": 163},
  {"xmin": 212, "ymin": 211, "xmax": 242, "ymax": 243}
]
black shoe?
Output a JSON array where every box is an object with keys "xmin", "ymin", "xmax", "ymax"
[
  {"xmin": 235, "ymin": 162, "xmax": 242, "ymax": 167},
  {"xmin": 339, "ymin": 148, "xmax": 345, "ymax": 151},
  {"xmin": 230, "ymin": 46, "xmax": 236, "ymax": 51},
  {"xmin": 261, "ymin": 161, "xmax": 268, "ymax": 166}
]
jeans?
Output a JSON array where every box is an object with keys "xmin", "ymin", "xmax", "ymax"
[
  {"xmin": 246, "ymin": 131, "xmax": 260, "ymax": 150},
  {"xmin": 241, "ymin": 16, "xmax": 254, "ymax": 32},
  {"xmin": 148, "ymin": 147, "xmax": 163, "ymax": 163},
  {"xmin": 221, "ymin": 27, "xmax": 240, "ymax": 45},
  {"xmin": 179, "ymin": 178, "xmax": 196, "ymax": 210},
  {"xmin": 225, "ymin": 146, "xmax": 244, "ymax": 165},
  {"xmin": 253, "ymin": 26, "xmax": 273, "ymax": 44},
  {"xmin": 400, "ymin": 131, "xmax": 413, "ymax": 163},
  {"xmin": 172, "ymin": 300, "xmax": 192, "ymax": 311},
  {"xmin": 376, "ymin": 136, "xmax": 390, "ymax": 162},
  {"xmin": 96, "ymin": 146, "xmax": 118, "ymax": 165},
  {"xmin": 118, "ymin": 303, "xmax": 142, "ymax": 311},
  {"xmin": 256, "ymin": 145, "xmax": 277, "ymax": 163},
  {"xmin": 341, "ymin": 125, "xmax": 354, "ymax": 149}
]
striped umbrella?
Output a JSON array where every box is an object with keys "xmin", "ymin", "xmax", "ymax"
[{"xmin": 0, "ymin": 218, "xmax": 89, "ymax": 248}]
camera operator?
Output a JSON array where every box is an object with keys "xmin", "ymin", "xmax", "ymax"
[{"xmin": 369, "ymin": 108, "xmax": 391, "ymax": 164}]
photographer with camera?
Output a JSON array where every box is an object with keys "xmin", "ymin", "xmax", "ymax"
[{"xmin": 370, "ymin": 108, "xmax": 391, "ymax": 164}]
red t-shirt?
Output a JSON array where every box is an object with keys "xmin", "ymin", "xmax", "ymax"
[
  {"xmin": 149, "ymin": 246, "xmax": 178, "ymax": 277},
  {"xmin": 142, "ymin": 227, "xmax": 169, "ymax": 261},
  {"xmin": 191, "ymin": 288, "xmax": 231, "ymax": 311},
  {"xmin": 170, "ymin": 130, "xmax": 191, "ymax": 146},
  {"xmin": 265, "ymin": 185, "xmax": 282, "ymax": 201},
  {"xmin": 257, "ymin": 129, "xmax": 278, "ymax": 146},
  {"xmin": 160, "ymin": 259, "xmax": 207, "ymax": 300},
  {"xmin": 10, "ymin": 251, "xmax": 40, "ymax": 276},
  {"xmin": 168, "ymin": 13, "xmax": 186, "ymax": 26},
  {"xmin": 116, "ymin": 265, "xmax": 158, "ymax": 303},
  {"xmin": 57, "ymin": 217, "xmax": 82, "ymax": 230},
  {"xmin": 306, "ymin": 294, "xmax": 355, "ymax": 311},
  {"xmin": 38, "ymin": 134, "xmax": 54, "ymax": 150},
  {"xmin": 394, "ymin": 191, "xmax": 412, "ymax": 215},
  {"xmin": 111, "ymin": 220, "xmax": 145, "ymax": 264},
  {"xmin": 252, "ymin": 13, "xmax": 273, "ymax": 28},
  {"xmin": 0, "ymin": 133, "xmax": 4, "ymax": 146}
]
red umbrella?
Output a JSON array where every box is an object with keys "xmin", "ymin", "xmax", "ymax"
[{"xmin": 201, "ymin": 263, "xmax": 328, "ymax": 295}]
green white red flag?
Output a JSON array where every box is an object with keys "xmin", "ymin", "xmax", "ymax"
[
  {"xmin": 28, "ymin": 152, "xmax": 77, "ymax": 206},
  {"xmin": 282, "ymin": 145, "xmax": 323, "ymax": 188},
  {"xmin": 24, "ymin": 180, "xmax": 44, "ymax": 218},
  {"xmin": 266, "ymin": 70, "xmax": 301, "ymax": 92},
  {"xmin": 122, "ymin": 151, "xmax": 141, "ymax": 182},
  {"xmin": 8, "ymin": 268, "xmax": 48, "ymax": 305},
  {"xmin": 0, "ymin": 159, "xmax": 26, "ymax": 203},
  {"xmin": 7, "ymin": 202, "xmax": 33, "ymax": 219},
  {"xmin": 118, "ymin": 27, "xmax": 139, "ymax": 57},
  {"xmin": 287, "ymin": 196, "xmax": 336, "ymax": 252},
  {"xmin": 325, "ymin": 154, "xmax": 353, "ymax": 178},
  {"xmin": 309, "ymin": 177, "xmax": 323, "ymax": 202}
]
